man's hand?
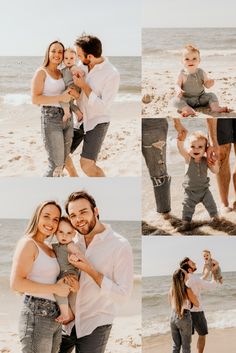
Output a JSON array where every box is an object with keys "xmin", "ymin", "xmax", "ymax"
[{"xmin": 207, "ymin": 145, "xmax": 219, "ymax": 165}]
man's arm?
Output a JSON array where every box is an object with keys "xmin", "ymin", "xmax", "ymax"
[
  {"xmin": 206, "ymin": 118, "xmax": 220, "ymax": 165},
  {"xmin": 186, "ymin": 275, "xmax": 217, "ymax": 291},
  {"xmin": 73, "ymin": 71, "xmax": 120, "ymax": 116},
  {"xmin": 69, "ymin": 242, "xmax": 133, "ymax": 301}
]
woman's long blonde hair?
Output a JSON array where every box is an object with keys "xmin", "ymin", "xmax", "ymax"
[
  {"xmin": 25, "ymin": 201, "xmax": 61, "ymax": 238},
  {"xmin": 172, "ymin": 269, "xmax": 187, "ymax": 318}
]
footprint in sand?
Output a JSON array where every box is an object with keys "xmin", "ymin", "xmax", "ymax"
[{"xmin": 8, "ymin": 155, "xmax": 21, "ymax": 162}]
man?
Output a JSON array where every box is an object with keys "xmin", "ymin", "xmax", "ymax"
[
  {"xmin": 65, "ymin": 35, "xmax": 120, "ymax": 177},
  {"xmin": 59, "ymin": 191, "xmax": 133, "ymax": 353},
  {"xmin": 207, "ymin": 118, "xmax": 236, "ymax": 213},
  {"xmin": 180, "ymin": 257, "xmax": 218, "ymax": 353}
]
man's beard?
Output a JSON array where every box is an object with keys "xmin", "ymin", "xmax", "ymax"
[
  {"xmin": 76, "ymin": 214, "xmax": 96, "ymax": 235},
  {"xmin": 82, "ymin": 58, "xmax": 91, "ymax": 66}
]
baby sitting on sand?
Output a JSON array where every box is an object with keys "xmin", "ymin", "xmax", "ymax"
[
  {"xmin": 172, "ymin": 44, "xmax": 229, "ymax": 117},
  {"xmin": 177, "ymin": 131, "xmax": 219, "ymax": 231},
  {"xmin": 61, "ymin": 48, "xmax": 84, "ymax": 123},
  {"xmin": 201, "ymin": 249, "xmax": 223, "ymax": 284}
]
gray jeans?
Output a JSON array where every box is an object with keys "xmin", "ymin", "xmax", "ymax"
[
  {"xmin": 19, "ymin": 298, "xmax": 62, "ymax": 353},
  {"xmin": 59, "ymin": 324, "xmax": 112, "ymax": 353},
  {"xmin": 41, "ymin": 106, "xmax": 73, "ymax": 177},
  {"xmin": 142, "ymin": 118, "xmax": 171, "ymax": 213},
  {"xmin": 170, "ymin": 310, "xmax": 192, "ymax": 353}
]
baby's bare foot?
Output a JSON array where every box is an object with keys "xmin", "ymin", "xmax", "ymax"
[
  {"xmin": 181, "ymin": 108, "xmax": 196, "ymax": 117},
  {"xmin": 63, "ymin": 113, "xmax": 71, "ymax": 122}
]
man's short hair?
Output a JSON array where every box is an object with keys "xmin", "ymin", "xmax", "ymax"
[
  {"xmin": 65, "ymin": 190, "xmax": 97, "ymax": 215},
  {"xmin": 74, "ymin": 35, "xmax": 102, "ymax": 58}
]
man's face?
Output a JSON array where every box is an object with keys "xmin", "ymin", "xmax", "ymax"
[
  {"xmin": 68, "ymin": 198, "xmax": 98, "ymax": 235},
  {"xmin": 76, "ymin": 46, "xmax": 91, "ymax": 66},
  {"xmin": 188, "ymin": 259, "xmax": 197, "ymax": 272}
]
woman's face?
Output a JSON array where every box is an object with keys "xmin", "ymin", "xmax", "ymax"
[
  {"xmin": 48, "ymin": 43, "xmax": 64, "ymax": 65},
  {"xmin": 37, "ymin": 204, "xmax": 60, "ymax": 237}
]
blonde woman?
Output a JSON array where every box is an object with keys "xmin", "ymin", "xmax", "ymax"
[
  {"xmin": 31, "ymin": 41, "xmax": 77, "ymax": 177},
  {"xmin": 169, "ymin": 269, "xmax": 199, "ymax": 353},
  {"xmin": 10, "ymin": 201, "xmax": 72, "ymax": 353}
]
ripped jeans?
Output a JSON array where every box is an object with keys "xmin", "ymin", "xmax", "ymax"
[
  {"xmin": 41, "ymin": 106, "xmax": 73, "ymax": 177},
  {"xmin": 142, "ymin": 118, "xmax": 171, "ymax": 213}
]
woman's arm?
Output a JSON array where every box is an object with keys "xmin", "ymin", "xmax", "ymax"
[
  {"xmin": 10, "ymin": 238, "xmax": 70, "ymax": 297},
  {"xmin": 186, "ymin": 287, "xmax": 199, "ymax": 307},
  {"xmin": 31, "ymin": 69, "xmax": 72, "ymax": 105}
]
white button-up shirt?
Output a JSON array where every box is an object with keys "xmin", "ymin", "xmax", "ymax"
[
  {"xmin": 186, "ymin": 273, "xmax": 217, "ymax": 312},
  {"xmin": 66, "ymin": 224, "xmax": 133, "ymax": 338},
  {"xmin": 78, "ymin": 58, "xmax": 120, "ymax": 132}
]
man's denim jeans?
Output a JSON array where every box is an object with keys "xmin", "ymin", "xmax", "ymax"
[
  {"xmin": 142, "ymin": 118, "xmax": 171, "ymax": 213},
  {"xmin": 170, "ymin": 310, "xmax": 192, "ymax": 353},
  {"xmin": 41, "ymin": 106, "xmax": 73, "ymax": 177}
]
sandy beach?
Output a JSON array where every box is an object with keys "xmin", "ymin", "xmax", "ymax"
[
  {"xmin": 0, "ymin": 101, "xmax": 140, "ymax": 177},
  {"xmin": 0, "ymin": 277, "xmax": 141, "ymax": 353},
  {"xmin": 143, "ymin": 328, "xmax": 236, "ymax": 353},
  {"xmin": 142, "ymin": 50, "xmax": 236, "ymax": 119}
]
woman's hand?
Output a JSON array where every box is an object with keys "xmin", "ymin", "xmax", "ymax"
[
  {"xmin": 60, "ymin": 89, "xmax": 73, "ymax": 103},
  {"xmin": 63, "ymin": 274, "xmax": 79, "ymax": 293},
  {"xmin": 54, "ymin": 279, "xmax": 71, "ymax": 297},
  {"xmin": 69, "ymin": 87, "xmax": 80, "ymax": 99}
]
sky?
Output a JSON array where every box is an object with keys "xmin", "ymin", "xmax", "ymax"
[
  {"xmin": 0, "ymin": 178, "xmax": 140, "ymax": 220},
  {"xmin": 0, "ymin": 0, "xmax": 141, "ymax": 56},
  {"xmin": 143, "ymin": 236, "xmax": 236, "ymax": 276},
  {"xmin": 143, "ymin": 0, "xmax": 236, "ymax": 28}
]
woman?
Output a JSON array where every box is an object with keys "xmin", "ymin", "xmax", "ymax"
[
  {"xmin": 10, "ymin": 201, "xmax": 71, "ymax": 353},
  {"xmin": 31, "ymin": 41, "xmax": 75, "ymax": 177},
  {"xmin": 169, "ymin": 269, "xmax": 199, "ymax": 353}
]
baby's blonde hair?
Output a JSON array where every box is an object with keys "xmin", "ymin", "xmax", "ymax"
[
  {"xmin": 203, "ymin": 249, "xmax": 211, "ymax": 254},
  {"xmin": 189, "ymin": 131, "xmax": 208, "ymax": 144},
  {"xmin": 64, "ymin": 47, "xmax": 76, "ymax": 55},
  {"xmin": 183, "ymin": 44, "xmax": 200, "ymax": 56}
]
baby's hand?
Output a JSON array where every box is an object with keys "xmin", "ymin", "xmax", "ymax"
[
  {"xmin": 205, "ymin": 79, "xmax": 214, "ymax": 88},
  {"xmin": 176, "ymin": 86, "xmax": 184, "ymax": 98},
  {"xmin": 71, "ymin": 66, "xmax": 85, "ymax": 78}
]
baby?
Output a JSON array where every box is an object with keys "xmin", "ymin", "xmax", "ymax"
[
  {"xmin": 177, "ymin": 131, "xmax": 219, "ymax": 231},
  {"xmin": 52, "ymin": 216, "xmax": 82, "ymax": 323},
  {"xmin": 173, "ymin": 44, "xmax": 229, "ymax": 117},
  {"xmin": 202, "ymin": 249, "xmax": 223, "ymax": 284},
  {"xmin": 61, "ymin": 48, "xmax": 83, "ymax": 123}
]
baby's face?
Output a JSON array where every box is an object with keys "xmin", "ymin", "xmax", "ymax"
[
  {"xmin": 189, "ymin": 137, "xmax": 206, "ymax": 160},
  {"xmin": 182, "ymin": 50, "xmax": 200, "ymax": 73},
  {"xmin": 203, "ymin": 252, "xmax": 211, "ymax": 261},
  {"xmin": 64, "ymin": 51, "xmax": 76, "ymax": 68},
  {"xmin": 56, "ymin": 220, "xmax": 75, "ymax": 245}
]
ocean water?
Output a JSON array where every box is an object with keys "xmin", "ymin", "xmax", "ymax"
[
  {"xmin": 0, "ymin": 56, "xmax": 140, "ymax": 105},
  {"xmin": 143, "ymin": 272, "xmax": 236, "ymax": 337},
  {"xmin": 142, "ymin": 28, "xmax": 236, "ymax": 54},
  {"xmin": 0, "ymin": 219, "xmax": 141, "ymax": 281}
]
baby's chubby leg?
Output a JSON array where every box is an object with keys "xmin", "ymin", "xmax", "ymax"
[
  {"xmin": 172, "ymin": 96, "xmax": 196, "ymax": 117},
  {"xmin": 204, "ymin": 92, "xmax": 230, "ymax": 113},
  {"xmin": 60, "ymin": 101, "xmax": 72, "ymax": 122}
]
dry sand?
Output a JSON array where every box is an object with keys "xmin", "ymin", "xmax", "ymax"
[
  {"xmin": 143, "ymin": 327, "xmax": 236, "ymax": 353},
  {"xmin": 0, "ymin": 101, "xmax": 140, "ymax": 177},
  {"xmin": 142, "ymin": 54, "xmax": 236, "ymax": 119}
]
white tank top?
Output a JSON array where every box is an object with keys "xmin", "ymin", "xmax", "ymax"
[
  {"xmin": 26, "ymin": 239, "xmax": 60, "ymax": 301},
  {"xmin": 41, "ymin": 68, "xmax": 65, "ymax": 107}
]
